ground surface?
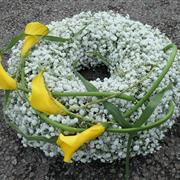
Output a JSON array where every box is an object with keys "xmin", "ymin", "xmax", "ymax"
[{"xmin": 0, "ymin": 0, "xmax": 180, "ymax": 180}]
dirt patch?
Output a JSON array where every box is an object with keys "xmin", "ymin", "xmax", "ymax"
[{"xmin": 0, "ymin": 0, "xmax": 180, "ymax": 179}]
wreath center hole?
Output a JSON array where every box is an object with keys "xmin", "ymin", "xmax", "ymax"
[{"xmin": 78, "ymin": 64, "xmax": 110, "ymax": 81}]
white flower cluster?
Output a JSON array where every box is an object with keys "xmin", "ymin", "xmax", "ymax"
[{"xmin": 5, "ymin": 11, "xmax": 180, "ymax": 162}]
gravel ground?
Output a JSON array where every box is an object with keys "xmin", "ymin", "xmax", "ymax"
[{"xmin": 0, "ymin": 0, "xmax": 180, "ymax": 179}]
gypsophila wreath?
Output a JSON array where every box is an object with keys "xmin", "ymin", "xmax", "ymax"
[{"xmin": 0, "ymin": 12, "xmax": 179, "ymax": 179}]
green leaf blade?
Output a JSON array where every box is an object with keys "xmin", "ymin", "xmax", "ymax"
[
  {"xmin": 42, "ymin": 35, "xmax": 69, "ymax": 43},
  {"xmin": 103, "ymin": 101, "xmax": 132, "ymax": 127},
  {"xmin": 3, "ymin": 90, "xmax": 11, "ymax": 111},
  {"xmin": 107, "ymin": 100, "xmax": 174, "ymax": 133},
  {"xmin": 133, "ymin": 85, "xmax": 172, "ymax": 128},
  {"xmin": 74, "ymin": 71, "xmax": 97, "ymax": 92},
  {"xmin": 5, "ymin": 33, "xmax": 24, "ymax": 52},
  {"xmin": 75, "ymin": 71, "xmax": 131, "ymax": 128}
]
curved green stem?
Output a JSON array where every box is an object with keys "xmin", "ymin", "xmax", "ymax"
[
  {"xmin": 17, "ymin": 86, "xmax": 135, "ymax": 102},
  {"xmin": 67, "ymin": 111, "xmax": 93, "ymax": 123},
  {"xmin": 52, "ymin": 91, "xmax": 136, "ymax": 102},
  {"xmin": 19, "ymin": 57, "xmax": 29, "ymax": 99},
  {"xmin": 108, "ymin": 100, "xmax": 174, "ymax": 133},
  {"xmin": 36, "ymin": 100, "xmax": 174, "ymax": 133},
  {"xmin": 15, "ymin": 60, "xmax": 23, "ymax": 81},
  {"xmin": 124, "ymin": 44, "xmax": 177, "ymax": 118},
  {"xmin": 80, "ymin": 94, "xmax": 118, "ymax": 109},
  {"xmin": 17, "ymin": 84, "xmax": 28, "ymax": 92},
  {"xmin": 8, "ymin": 121, "xmax": 57, "ymax": 144},
  {"xmin": 37, "ymin": 112, "xmax": 84, "ymax": 133},
  {"xmin": 20, "ymin": 57, "xmax": 26, "ymax": 87}
]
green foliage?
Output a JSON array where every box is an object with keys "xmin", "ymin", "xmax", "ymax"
[
  {"xmin": 8, "ymin": 121, "xmax": 57, "ymax": 144},
  {"xmin": 5, "ymin": 33, "xmax": 24, "ymax": 52},
  {"xmin": 42, "ymin": 35, "xmax": 69, "ymax": 43},
  {"xmin": 133, "ymin": 84, "xmax": 172, "ymax": 128},
  {"xmin": 74, "ymin": 71, "xmax": 132, "ymax": 128},
  {"xmin": 3, "ymin": 90, "xmax": 11, "ymax": 111}
]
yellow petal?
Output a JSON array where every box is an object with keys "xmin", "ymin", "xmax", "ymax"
[
  {"xmin": 21, "ymin": 36, "xmax": 39, "ymax": 57},
  {"xmin": 0, "ymin": 54, "xmax": 16, "ymax": 90},
  {"xmin": 28, "ymin": 71, "xmax": 67, "ymax": 115},
  {"xmin": 24, "ymin": 22, "xmax": 49, "ymax": 36},
  {"xmin": 21, "ymin": 22, "xmax": 49, "ymax": 57},
  {"xmin": 56, "ymin": 124, "xmax": 105, "ymax": 163}
]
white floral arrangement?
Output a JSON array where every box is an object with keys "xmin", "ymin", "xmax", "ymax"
[{"xmin": 0, "ymin": 11, "xmax": 179, "ymax": 179}]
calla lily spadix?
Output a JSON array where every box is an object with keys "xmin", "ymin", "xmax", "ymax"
[
  {"xmin": 28, "ymin": 71, "xmax": 68, "ymax": 115},
  {"xmin": 21, "ymin": 22, "xmax": 49, "ymax": 57},
  {"xmin": 0, "ymin": 53, "xmax": 16, "ymax": 90},
  {"xmin": 56, "ymin": 123, "xmax": 106, "ymax": 163}
]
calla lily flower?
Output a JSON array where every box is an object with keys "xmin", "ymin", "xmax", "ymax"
[
  {"xmin": 0, "ymin": 54, "xmax": 16, "ymax": 90},
  {"xmin": 28, "ymin": 71, "xmax": 68, "ymax": 115},
  {"xmin": 56, "ymin": 123, "xmax": 106, "ymax": 163},
  {"xmin": 21, "ymin": 22, "xmax": 49, "ymax": 57}
]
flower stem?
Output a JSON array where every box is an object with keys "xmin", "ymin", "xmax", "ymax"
[
  {"xmin": 20, "ymin": 57, "xmax": 26, "ymax": 88},
  {"xmin": 8, "ymin": 121, "xmax": 57, "ymax": 144},
  {"xmin": 52, "ymin": 91, "xmax": 136, "ymax": 102},
  {"xmin": 125, "ymin": 134, "xmax": 133, "ymax": 180},
  {"xmin": 19, "ymin": 57, "xmax": 29, "ymax": 99},
  {"xmin": 17, "ymin": 86, "xmax": 135, "ymax": 102},
  {"xmin": 67, "ymin": 111, "xmax": 93, "ymax": 123},
  {"xmin": 36, "ymin": 100, "xmax": 173, "ymax": 133},
  {"xmin": 124, "ymin": 44, "xmax": 177, "ymax": 118},
  {"xmin": 108, "ymin": 100, "xmax": 174, "ymax": 133},
  {"xmin": 37, "ymin": 111, "xmax": 84, "ymax": 133},
  {"xmin": 17, "ymin": 85, "xmax": 29, "ymax": 93}
]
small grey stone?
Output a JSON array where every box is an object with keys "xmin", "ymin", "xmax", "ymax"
[{"xmin": 12, "ymin": 158, "xmax": 17, "ymax": 165}]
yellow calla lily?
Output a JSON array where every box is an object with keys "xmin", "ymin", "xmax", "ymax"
[
  {"xmin": 21, "ymin": 22, "xmax": 49, "ymax": 57},
  {"xmin": 28, "ymin": 71, "xmax": 68, "ymax": 115},
  {"xmin": 0, "ymin": 54, "xmax": 16, "ymax": 90},
  {"xmin": 21, "ymin": 36, "xmax": 39, "ymax": 58},
  {"xmin": 24, "ymin": 22, "xmax": 49, "ymax": 36},
  {"xmin": 56, "ymin": 123, "xmax": 106, "ymax": 163}
]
